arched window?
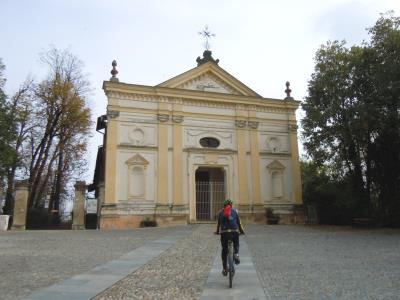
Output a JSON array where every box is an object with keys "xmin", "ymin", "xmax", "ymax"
[{"xmin": 200, "ymin": 137, "xmax": 220, "ymax": 148}]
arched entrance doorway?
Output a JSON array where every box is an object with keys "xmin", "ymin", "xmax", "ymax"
[{"xmin": 195, "ymin": 167, "xmax": 225, "ymax": 221}]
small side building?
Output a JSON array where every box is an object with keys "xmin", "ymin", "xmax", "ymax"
[{"xmin": 93, "ymin": 51, "xmax": 303, "ymax": 229}]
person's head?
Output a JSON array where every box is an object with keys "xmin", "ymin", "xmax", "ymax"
[{"xmin": 223, "ymin": 199, "xmax": 232, "ymax": 207}]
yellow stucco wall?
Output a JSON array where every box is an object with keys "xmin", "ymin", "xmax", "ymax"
[
  {"xmin": 104, "ymin": 115, "xmax": 118, "ymax": 204},
  {"xmin": 100, "ymin": 61, "xmax": 303, "ymax": 228}
]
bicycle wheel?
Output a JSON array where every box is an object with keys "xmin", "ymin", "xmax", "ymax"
[
  {"xmin": 227, "ymin": 241, "xmax": 234, "ymax": 288},
  {"xmin": 229, "ymin": 266, "xmax": 233, "ymax": 288}
]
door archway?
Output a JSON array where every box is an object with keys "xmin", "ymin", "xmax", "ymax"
[{"xmin": 195, "ymin": 167, "xmax": 225, "ymax": 221}]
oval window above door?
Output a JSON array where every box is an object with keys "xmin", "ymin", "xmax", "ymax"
[{"xmin": 199, "ymin": 137, "xmax": 220, "ymax": 148}]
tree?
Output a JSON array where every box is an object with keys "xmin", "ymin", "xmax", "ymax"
[
  {"xmin": 302, "ymin": 12, "xmax": 400, "ymax": 225},
  {"xmin": 366, "ymin": 14, "xmax": 400, "ymax": 224},
  {"xmin": 1, "ymin": 49, "xmax": 91, "ymax": 223},
  {"xmin": 2, "ymin": 78, "xmax": 36, "ymax": 215},
  {"xmin": 301, "ymin": 160, "xmax": 358, "ymax": 225},
  {"xmin": 27, "ymin": 48, "xmax": 91, "ymax": 218},
  {"xmin": 0, "ymin": 59, "xmax": 17, "ymax": 214}
]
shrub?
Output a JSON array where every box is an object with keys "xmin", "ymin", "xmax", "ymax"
[{"xmin": 140, "ymin": 217, "xmax": 157, "ymax": 227}]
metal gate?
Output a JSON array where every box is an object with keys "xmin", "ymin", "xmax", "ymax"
[{"xmin": 195, "ymin": 181, "xmax": 225, "ymax": 221}]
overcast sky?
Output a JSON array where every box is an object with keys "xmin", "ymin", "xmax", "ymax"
[{"xmin": 1, "ymin": 0, "xmax": 399, "ymax": 182}]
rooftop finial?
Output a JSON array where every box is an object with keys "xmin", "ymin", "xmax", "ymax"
[
  {"xmin": 198, "ymin": 25, "xmax": 215, "ymax": 50},
  {"xmin": 110, "ymin": 60, "xmax": 119, "ymax": 82},
  {"xmin": 196, "ymin": 50, "xmax": 219, "ymax": 66},
  {"xmin": 284, "ymin": 81, "xmax": 293, "ymax": 100},
  {"xmin": 196, "ymin": 26, "xmax": 219, "ymax": 66}
]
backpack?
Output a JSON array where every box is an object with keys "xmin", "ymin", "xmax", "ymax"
[{"xmin": 223, "ymin": 205, "xmax": 232, "ymax": 220}]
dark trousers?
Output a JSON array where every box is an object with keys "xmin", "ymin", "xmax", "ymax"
[{"xmin": 220, "ymin": 231, "xmax": 239, "ymax": 269}]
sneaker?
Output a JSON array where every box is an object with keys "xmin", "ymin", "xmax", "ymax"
[
  {"xmin": 222, "ymin": 269, "xmax": 228, "ymax": 276},
  {"xmin": 233, "ymin": 254, "xmax": 240, "ymax": 265}
]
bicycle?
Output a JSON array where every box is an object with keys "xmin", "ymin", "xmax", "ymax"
[{"xmin": 227, "ymin": 239, "xmax": 235, "ymax": 288}]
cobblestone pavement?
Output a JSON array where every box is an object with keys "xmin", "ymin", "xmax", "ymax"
[
  {"xmin": 0, "ymin": 226, "xmax": 187, "ymax": 300},
  {"xmin": 245, "ymin": 225, "xmax": 400, "ymax": 300},
  {"xmin": 2, "ymin": 224, "xmax": 400, "ymax": 300},
  {"xmin": 93, "ymin": 224, "xmax": 219, "ymax": 300}
]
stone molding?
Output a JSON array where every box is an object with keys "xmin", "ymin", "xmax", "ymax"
[
  {"xmin": 172, "ymin": 115, "xmax": 184, "ymax": 123},
  {"xmin": 235, "ymin": 120, "xmax": 247, "ymax": 128},
  {"xmin": 107, "ymin": 110, "xmax": 120, "ymax": 118},
  {"xmin": 267, "ymin": 160, "xmax": 286, "ymax": 171},
  {"xmin": 259, "ymin": 151, "xmax": 291, "ymax": 157},
  {"xmin": 106, "ymin": 91, "xmax": 297, "ymax": 114},
  {"xmin": 118, "ymin": 145, "xmax": 158, "ymax": 150},
  {"xmin": 248, "ymin": 121, "xmax": 259, "ymax": 129},
  {"xmin": 157, "ymin": 114, "xmax": 170, "ymax": 122},
  {"xmin": 125, "ymin": 154, "xmax": 149, "ymax": 166},
  {"xmin": 183, "ymin": 148, "xmax": 236, "ymax": 154},
  {"xmin": 235, "ymin": 120, "xmax": 260, "ymax": 129},
  {"xmin": 288, "ymin": 124, "xmax": 298, "ymax": 132}
]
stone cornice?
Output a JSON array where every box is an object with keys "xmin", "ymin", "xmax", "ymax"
[
  {"xmin": 118, "ymin": 145, "xmax": 158, "ymax": 150},
  {"xmin": 107, "ymin": 110, "xmax": 120, "ymax": 118},
  {"xmin": 288, "ymin": 124, "xmax": 298, "ymax": 133},
  {"xmin": 183, "ymin": 148, "xmax": 236, "ymax": 154},
  {"xmin": 259, "ymin": 152, "xmax": 291, "ymax": 157},
  {"xmin": 103, "ymin": 81, "xmax": 300, "ymax": 113}
]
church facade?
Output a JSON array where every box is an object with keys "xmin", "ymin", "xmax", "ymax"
[{"xmin": 96, "ymin": 51, "xmax": 303, "ymax": 229}]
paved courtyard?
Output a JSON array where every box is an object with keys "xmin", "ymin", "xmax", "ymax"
[{"xmin": 1, "ymin": 224, "xmax": 399, "ymax": 299}]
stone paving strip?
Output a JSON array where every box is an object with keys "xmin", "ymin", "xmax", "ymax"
[
  {"xmin": 200, "ymin": 238, "xmax": 267, "ymax": 300},
  {"xmin": 22, "ymin": 227, "xmax": 194, "ymax": 300},
  {"xmin": 245, "ymin": 225, "xmax": 400, "ymax": 300},
  {"xmin": 93, "ymin": 224, "xmax": 219, "ymax": 300},
  {"xmin": 0, "ymin": 227, "xmax": 180, "ymax": 300}
]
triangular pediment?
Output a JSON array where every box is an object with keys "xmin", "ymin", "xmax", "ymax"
[
  {"xmin": 157, "ymin": 61, "xmax": 261, "ymax": 97},
  {"xmin": 125, "ymin": 154, "xmax": 149, "ymax": 166},
  {"xmin": 267, "ymin": 160, "xmax": 285, "ymax": 170},
  {"xmin": 176, "ymin": 71, "xmax": 240, "ymax": 94}
]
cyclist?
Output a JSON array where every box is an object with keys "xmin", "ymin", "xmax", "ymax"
[{"xmin": 214, "ymin": 199, "xmax": 245, "ymax": 276}]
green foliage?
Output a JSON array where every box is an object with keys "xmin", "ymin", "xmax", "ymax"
[
  {"xmin": 301, "ymin": 161, "xmax": 359, "ymax": 225},
  {"xmin": 0, "ymin": 59, "xmax": 17, "ymax": 189},
  {"xmin": 1, "ymin": 49, "xmax": 92, "ymax": 217},
  {"xmin": 302, "ymin": 12, "xmax": 400, "ymax": 226},
  {"xmin": 27, "ymin": 48, "xmax": 92, "ymax": 212}
]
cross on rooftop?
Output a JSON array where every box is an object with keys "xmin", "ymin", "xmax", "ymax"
[{"xmin": 198, "ymin": 25, "xmax": 215, "ymax": 50}]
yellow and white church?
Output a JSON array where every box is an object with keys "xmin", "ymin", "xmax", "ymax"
[{"xmin": 93, "ymin": 50, "xmax": 303, "ymax": 229}]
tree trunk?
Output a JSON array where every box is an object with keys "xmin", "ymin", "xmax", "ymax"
[
  {"xmin": 2, "ymin": 120, "xmax": 26, "ymax": 215},
  {"xmin": 28, "ymin": 109, "xmax": 60, "ymax": 208},
  {"xmin": 50, "ymin": 142, "xmax": 64, "ymax": 214},
  {"xmin": 3, "ymin": 167, "xmax": 16, "ymax": 215}
]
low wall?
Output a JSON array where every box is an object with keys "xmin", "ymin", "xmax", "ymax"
[
  {"xmin": 100, "ymin": 214, "xmax": 188, "ymax": 229},
  {"xmin": 99, "ymin": 205, "xmax": 305, "ymax": 228}
]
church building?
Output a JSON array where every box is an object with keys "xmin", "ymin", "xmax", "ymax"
[{"xmin": 93, "ymin": 50, "xmax": 303, "ymax": 229}]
